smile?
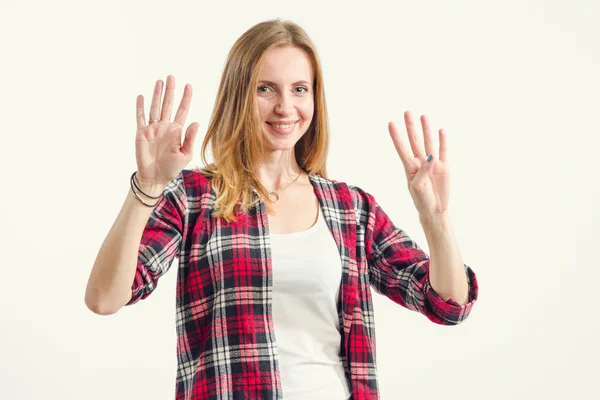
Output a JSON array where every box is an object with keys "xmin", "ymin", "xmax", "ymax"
[
  {"xmin": 270, "ymin": 123, "xmax": 294, "ymax": 129},
  {"xmin": 266, "ymin": 120, "xmax": 298, "ymax": 128},
  {"xmin": 266, "ymin": 121, "xmax": 298, "ymax": 135}
]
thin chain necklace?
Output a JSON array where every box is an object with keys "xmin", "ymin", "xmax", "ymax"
[{"xmin": 267, "ymin": 171, "xmax": 302, "ymax": 203}]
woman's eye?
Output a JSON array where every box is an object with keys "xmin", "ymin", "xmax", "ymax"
[{"xmin": 258, "ymin": 85, "xmax": 308, "ymax": 94}]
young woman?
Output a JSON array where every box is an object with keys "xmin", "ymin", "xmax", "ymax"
[{"xmin": 85, "ymin": 19, "xmax": 479, "ymax": 400}]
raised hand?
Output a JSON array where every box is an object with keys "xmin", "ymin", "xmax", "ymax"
[
  {"xmin": 388, "ymin": 111, "xmax": 451, "ymax": 222},
  {"xmin": 135, "ymin": 75, "xmax": 200, "ymax": 188}
]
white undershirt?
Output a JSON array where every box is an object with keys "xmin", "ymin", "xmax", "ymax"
[{"xmin": 269, "ymin": 205, "xmax": 352, "ymax": 400}]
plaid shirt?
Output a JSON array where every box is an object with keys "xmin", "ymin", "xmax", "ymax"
[{"xmin": 126, "ymin": 168, "xmax": 479, "ymax": 400}]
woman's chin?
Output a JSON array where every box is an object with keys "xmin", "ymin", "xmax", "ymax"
[{"xmin": 264, "ymin": 140, "xmax": 297, "ymax": 152}]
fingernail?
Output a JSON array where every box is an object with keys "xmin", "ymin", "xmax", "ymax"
[{"xmin": 427, "ymin": 154, "xmax": 433, "ymax": 162}]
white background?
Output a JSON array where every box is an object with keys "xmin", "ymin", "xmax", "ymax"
[{"xmin": 1, "ymin": 0, "xmax": 598, "ymax": 399}]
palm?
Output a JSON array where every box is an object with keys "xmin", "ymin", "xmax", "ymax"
[{"xmin": 135, "ymin": 122, "xmax": 187, "ymax": 185}]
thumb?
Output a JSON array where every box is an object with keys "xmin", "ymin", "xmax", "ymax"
[
  {"xmin": 181, "ymin": 123, "xmax": 200, "ymax": 158},
  {"xmin": 410, "ymin": 154, "xmax": 435, "ymax": 190}
]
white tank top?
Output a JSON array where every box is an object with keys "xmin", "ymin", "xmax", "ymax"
[{"xmin": 269, "ymin": 205, "xmax": 352, "ymax": 400}]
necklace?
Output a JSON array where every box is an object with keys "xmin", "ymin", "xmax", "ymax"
[{"xmin": 267, "ymin": 171, "xmax": 302, "ymax": 203}]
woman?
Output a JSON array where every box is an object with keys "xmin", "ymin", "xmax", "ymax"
[{"xmin": 85, "ymin": 19, "xmax": 479, "ymax": 400}]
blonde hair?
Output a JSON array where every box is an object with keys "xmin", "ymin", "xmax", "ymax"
[{"xmin": 198, "ymin": 19, "xmax": 330, "ymax": 223}]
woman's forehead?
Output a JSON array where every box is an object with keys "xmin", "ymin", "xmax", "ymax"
[{"xmin": 258, "ymin": 46, "xmax": 313, "ymax": 82}]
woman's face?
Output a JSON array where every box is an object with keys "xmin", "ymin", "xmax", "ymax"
[{"xmin": 255, "ymin": 46, "xmax": 315, "ymax": 151}]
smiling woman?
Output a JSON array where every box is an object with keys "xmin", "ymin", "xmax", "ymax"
[{"xmin": 86, "ymin": 17, "xmax": 478, "ymax": 400}]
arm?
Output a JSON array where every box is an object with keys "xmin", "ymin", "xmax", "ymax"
[
  {"xmin": 420, "ymin": 213, "xmax": 470, "ymax": 305},
  {"xmin": 84, "ymin": 173, "xmax": 185, "ymax": 315},
  {"xmin": 355, "ymin": 186, "xmax": 478, "ymax": 325}
]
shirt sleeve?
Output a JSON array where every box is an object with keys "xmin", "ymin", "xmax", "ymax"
[
  {"xmin": 352, "ymin": 185, "xmax": 479, "ymax": 325},
  {"xmin": 125, "ymin": 171, "xmax": 187, "ymax": 306}
]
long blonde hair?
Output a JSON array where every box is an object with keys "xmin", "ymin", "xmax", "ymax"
[{"xmin": 198, "ymin": 19, "xmax": 330, "ymax": 223}]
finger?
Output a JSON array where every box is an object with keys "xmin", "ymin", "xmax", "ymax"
[
  {"xmin": 136, "ymin": 95, "xmax": 146, "ymax": 130},
  {"xmin": 388, "ymin": 121, "xmax": 410, "ymax": 169},
  {"xmin": 161, "ymin": 75, "xmax": 176, "ymax": 122},
  {"xmin": 404, "ymin": 111, "xmax": 425, "ymax": 159},
  {"xmin": 173, "ymin": 84, "xmax": 193, "ymax": 126},
  {"xmin": 181, "ymin": 122, "xmax": 200, "ymax": 158},
  {"xmin": 149, "ymin": 79, "xmax": 163, "ymax": 123},
  {"xmin": 420, "ymin": 114, "xmax": 436, "ymax": 161},
  {"xmin": 439, "ymin": 128, "xmax": 449, "ymax": 163}
]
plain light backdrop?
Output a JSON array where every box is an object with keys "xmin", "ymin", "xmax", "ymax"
[{"xmin": 1, "ymin": 0, "xmax": 598, "ymax": 399}]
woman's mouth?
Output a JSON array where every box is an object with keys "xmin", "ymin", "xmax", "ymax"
[{"xmin": 266, "ymin": 121, "xmax": 297, "ymax": 135}]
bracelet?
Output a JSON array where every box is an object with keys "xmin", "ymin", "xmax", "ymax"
[
  {"xmin": 131, "ymin": 171, "xmax": 162, "ymax": 199},
  {"xmin": 130, "ymin": 171, "xmax": 163, "ymax": 207}
]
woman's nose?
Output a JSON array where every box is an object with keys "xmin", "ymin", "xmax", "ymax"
[{"xmin": 274, "ymin": 93, "xmax": 294, "ymax": 115}]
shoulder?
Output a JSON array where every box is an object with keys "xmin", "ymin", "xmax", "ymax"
[
  {"xmin": 158, "ymin": 167, "xmax": 214, "ymax": 212},
  {"xmin": 182, "ymin": 166, "xmax": 212, "ymax": 184},
  {"xmin": 308, "ymin": 174, "xmax": 376, "ymax": 211},
  {"xmin": 177, "ymin": 166, "xmax": 214, "ymax": 194}
]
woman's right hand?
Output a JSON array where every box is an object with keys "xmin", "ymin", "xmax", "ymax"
[{"xmin": 135, "ymin": 75, "xmax": 200, "ymax": 188}]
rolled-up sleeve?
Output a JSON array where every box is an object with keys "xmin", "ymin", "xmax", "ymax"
[
  {"xmin": 126, "ymin": 171, "xmax": 187, "ymax": 306},
  {"xmin": 422, "ymin": 262, "xmax": 478, "ymax": 324},
  {"xmin": 354, "ymin": 186, "xmax": 479, "ymax": 325}
]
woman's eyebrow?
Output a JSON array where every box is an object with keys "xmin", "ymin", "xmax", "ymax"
[{"xmin": 257, "ymin": 80, "xmax": 312, "ymax": 86}]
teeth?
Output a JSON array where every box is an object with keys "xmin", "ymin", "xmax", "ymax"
[{"xmin": 272, "ymin": 123, "xmax": 294, "ymax": 129}]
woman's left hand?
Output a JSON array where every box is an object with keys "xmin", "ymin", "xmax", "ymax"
[{"xmin": 388, "ymin": 111, "xmax": 451, "ymax": 223}]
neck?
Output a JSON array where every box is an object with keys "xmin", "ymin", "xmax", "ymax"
[{"xmin": 253, "ymin": 150, "xmax": 306, "ymax": 191}]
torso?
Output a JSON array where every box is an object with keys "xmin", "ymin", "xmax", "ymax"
[{"xmin": 265, "ymin": 174, "xmax": 320, "ymax": 235}]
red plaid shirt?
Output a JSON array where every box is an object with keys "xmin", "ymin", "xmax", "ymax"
[{"xmin": 126, "ymin": 168, "xmax": 479, "ymax": 400}]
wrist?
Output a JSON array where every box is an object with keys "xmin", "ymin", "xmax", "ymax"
[
  {"xmin": 419, "ymin": 212, "xmax": 451, "ymax": 232},
  {"xmin": 130, "ymin": 172, "xmax": 166, "ymax": 208},
  {"xmin": 136, "ymin": 181, "xmax": 166, "ymax": 198},
  {"xmin": 134, "ymin": 173, "xmax": 167, "ymax": 198}
]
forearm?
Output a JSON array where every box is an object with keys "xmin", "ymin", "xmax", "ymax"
[
  {"xmin": 85, "ymin": 183, "xmax": 166, "ymax": 315},
  {"xmin": 420, "ymin": 214, "xmax": 470, "ymax": 305}
]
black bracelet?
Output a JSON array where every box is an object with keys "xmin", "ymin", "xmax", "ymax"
[
  {"xmin": 130, "ymin": 172, "xmax": 162, "ymax": 207},
  {"xmin": 132, "ymin": 171, "xmax": 163, "ymax": 199}
]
